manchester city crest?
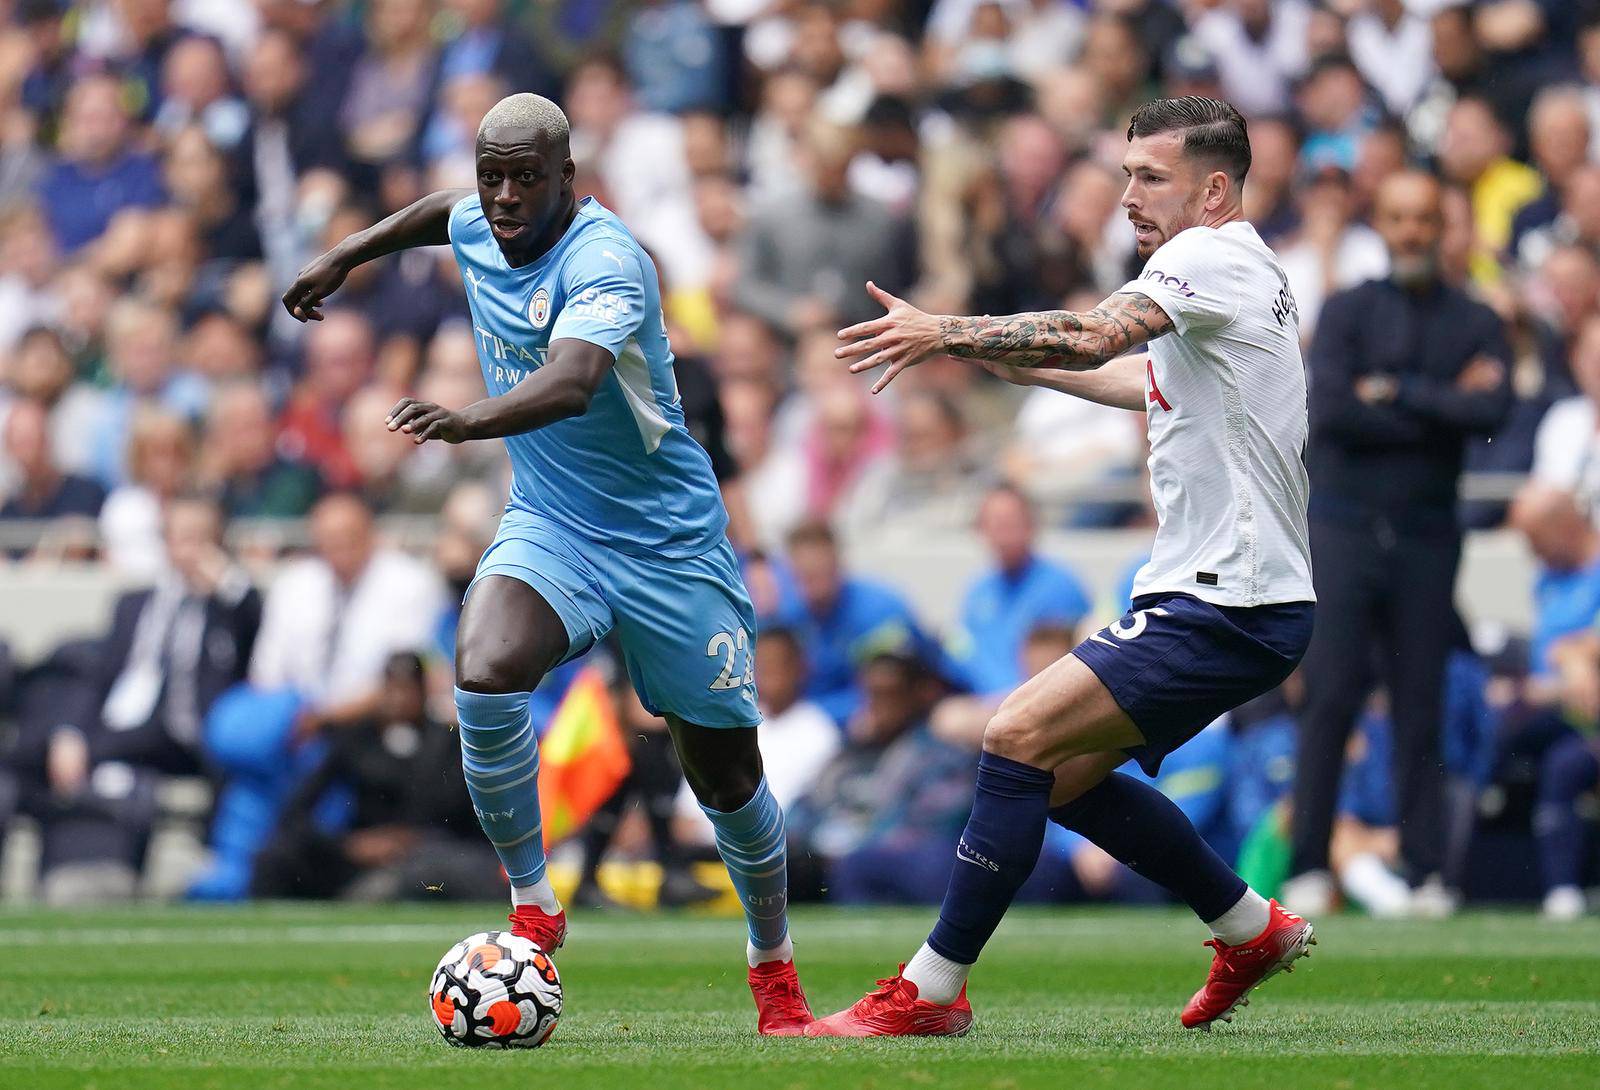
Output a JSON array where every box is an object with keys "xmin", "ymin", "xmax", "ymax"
[{"xmin": 529, "ymin": 288, "xmax": 550, "ymax": 328}]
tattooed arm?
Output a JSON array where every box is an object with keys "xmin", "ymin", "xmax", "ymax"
[
  {"xmin": 836, "ymin": 282, "xmax": 1173, "ymax": 395},
  {"xmin": 937, "ymin": 293, "xmax": 1172, "ymax": 371}
]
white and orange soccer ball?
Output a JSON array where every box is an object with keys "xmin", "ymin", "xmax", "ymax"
[{"xmin": 429, "ymin": 931, "xmax": 562, "ymax": 1048}]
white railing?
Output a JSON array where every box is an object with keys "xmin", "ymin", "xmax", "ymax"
[{"xmin": 0, "ymin": 472, "xmax": 1535, "ymax": 555}]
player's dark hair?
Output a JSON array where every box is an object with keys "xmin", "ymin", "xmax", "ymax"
[{"xmin": 1127, "ymin": 96, "xmax": 1251, "ymax": 184}]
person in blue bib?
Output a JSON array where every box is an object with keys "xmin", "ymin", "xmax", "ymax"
[{"xmin": 282, "ymin": 93, "xmax": 812, "ymax": 1036}]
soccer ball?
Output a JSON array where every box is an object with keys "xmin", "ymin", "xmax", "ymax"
[{"xmin": 429, "ymin": 931, "xmax": 562, "ymax": 1048}]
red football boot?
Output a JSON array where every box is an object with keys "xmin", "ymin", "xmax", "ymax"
[
  {"xmin": 747, "ymin": 958, "xmax": 814, "ymax": 1036},
  {"xmin": 1181, "ymin": 899, "xmax": 1315, "ymax": 1030},
  {"xmin": 803, "ymin": 967, "xmax": 973, "ymax": 1038},
  {"xmin": 508, "ymin": 904, "xmax": 568, "ymax": 953}
]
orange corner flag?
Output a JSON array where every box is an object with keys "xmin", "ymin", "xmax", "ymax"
[{"xmin": 537, "ymin": 666, "xmax": 631, "ymax": 847}]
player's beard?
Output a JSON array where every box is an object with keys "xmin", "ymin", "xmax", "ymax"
[
  {"xmin": 1135, "ymin": 191, "xmax": 1213, "ymax": 258},
  {"xmin": 1132, "ymin": 219, "xmax": 1163, "ymax": 257}
]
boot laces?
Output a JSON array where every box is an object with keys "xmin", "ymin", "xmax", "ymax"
[{"xmin": 860, "ymin": 966, "xmax": 913, "ymax": 1008}]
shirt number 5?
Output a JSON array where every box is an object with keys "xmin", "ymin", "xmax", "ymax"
[{"xmin": 1088, "ymin": 607, "xmax": 1170, "ymax": 648}]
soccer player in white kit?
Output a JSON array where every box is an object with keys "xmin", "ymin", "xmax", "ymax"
[{"xmin": 809, "ymin": 97, "xmax": 1318, "ymax": 1037}]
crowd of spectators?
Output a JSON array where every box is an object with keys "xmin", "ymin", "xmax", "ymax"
[{"xmin": 1, "ymin": 0, "xmax": 1599, "ymax": 916}]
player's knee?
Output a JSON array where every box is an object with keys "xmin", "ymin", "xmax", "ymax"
[
  {"xmin": 673, "ymin": 719, "xmax": 764, "ymax": 812},
  {"xmin": 455, "ymin": 581, "xmax": 567, "ymax": 693},
  {"xmin": 982, "ymin": 701, "xmax": 1050, "ymax": 765},
  {"xmin": 455, "ymin": 644, "xmax": 543, "ymax": 695},
  {"xmin": 687, "ymin": 765, "xmax": 760, "ymax": 814},
  {"xmin": 681, "ymin": 734, "xmax": 762, "ymax": 811}
]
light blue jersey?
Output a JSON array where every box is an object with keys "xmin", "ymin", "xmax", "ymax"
[
  {"xmin": 452, "ymin": 193, "xmax": 759, "ymax": 729},
  {"xmin": 448, "ymin": 194, "xmax": 726, "ymax": 558}
]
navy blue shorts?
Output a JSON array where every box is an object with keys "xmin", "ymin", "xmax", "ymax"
[{"xmin": 1071, "ymin": 593, "xmax": 1314, "ymax": 776}]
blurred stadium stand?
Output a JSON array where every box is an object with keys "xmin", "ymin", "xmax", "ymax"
[
  {"xmin": 0, "ymin": 517, "xmax": 1545, "ymax": 660},
  {"xmin": 3, "ymin": 0, "xmax": 1599, "ymax": 917}
]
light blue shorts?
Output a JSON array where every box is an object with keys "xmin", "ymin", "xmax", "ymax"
[{"xmin": 468, "ymin": 506, "xmax": 761, "ymax": 728}]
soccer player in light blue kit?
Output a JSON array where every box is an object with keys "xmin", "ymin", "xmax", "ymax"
[{"xmin": 282, "ymin": 94, "xmax": 814, "ymax": 1036}]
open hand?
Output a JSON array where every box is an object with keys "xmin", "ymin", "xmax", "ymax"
[
  {"xmin": 282, "ymin": 249, "xmax": 351, "ymax": 322},
  {"xmin": 835, "ymin": 281, "xmax": 945, "ymax": 394},
  {"xmin": 386, "ymin": 397, "xmax": 474, "ymax": 444}
]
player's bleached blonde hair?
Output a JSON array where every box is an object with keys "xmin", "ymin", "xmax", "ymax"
[{"xmin": 477, "ymin": 93, "xmax": 570, "ymax": 146}]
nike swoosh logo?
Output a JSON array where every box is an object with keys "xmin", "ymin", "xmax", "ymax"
[{"xmin": 955, "ymin": 841, "xmax": 999, "ymax": 872}]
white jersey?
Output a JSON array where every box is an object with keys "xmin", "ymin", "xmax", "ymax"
[{"xmin": 1120, "ymin": 221, "xmax": 1315, "ymax": 607}]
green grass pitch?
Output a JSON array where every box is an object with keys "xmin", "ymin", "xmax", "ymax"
[{"xmin": 2, "ymin": 903, "xmax": 1596, "ymax": 1089}]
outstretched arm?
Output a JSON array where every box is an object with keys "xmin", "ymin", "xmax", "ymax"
[
  {"xmin": 974, "ymin": 352, "xmax": 1149, "ymax": 412},
  {"xmin": 937, "ymin": 293, "xmax": 1172, "ymax": 370},
  {"xmin": 386, "ymin": 338, "xmax": 614, "ymax": 444},
  {"xmin": 836, "ymin": 283, "xmax": 1173, "ymax": 394},
  {"xmin": 282, "ymin": 188, "xmax": 471, "ymax": 321}
]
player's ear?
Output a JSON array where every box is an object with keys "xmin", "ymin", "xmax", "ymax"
[
  {"xmin": 562, "ymin": 158, "xmax": 576, "ymax": 187},
  {"xmin": 1207, "ymin": 170, "xmax": 1229, "ymax": 212}
]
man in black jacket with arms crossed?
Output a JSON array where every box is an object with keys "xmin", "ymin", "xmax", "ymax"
[{"xmin": 1288, "ymin": 171, "xmax": 1510, "ymax": 915}]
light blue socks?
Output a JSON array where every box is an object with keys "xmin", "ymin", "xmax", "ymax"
[
  {"xmin": 700, "ymin": 777, "xmax": 791, "ymax": 962},
  {"xmin": 458, "ymin": 685, "xmax": 787, "ymax": 950},
  {"xmin": 455, "ymin": 687, "xmax": 547, "ymax": 888}
]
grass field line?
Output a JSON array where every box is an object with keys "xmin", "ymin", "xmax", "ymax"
[
  {"xmin": 5, "ymin": 915, "xmax": 1598, "ymax": 959},
  {"xmin": 0, "ymin": 923, "xmax": 467, "ymax": 947},
  {"xmin": 2, "ymin": 917, "xmax": 1210, "ymax": 948}
]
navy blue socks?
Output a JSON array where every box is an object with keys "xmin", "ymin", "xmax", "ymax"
[
  {"xmin": 925, "ymin": 751, "xmax": 1055, "ymax": 964},
  {"xmin": 1050, "ymin": 770, "xmax": 1246, "ymax": 924},
  {"xmin": 906, "ymin": 757, "xmax": 1266, "ymax": 1005}
]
